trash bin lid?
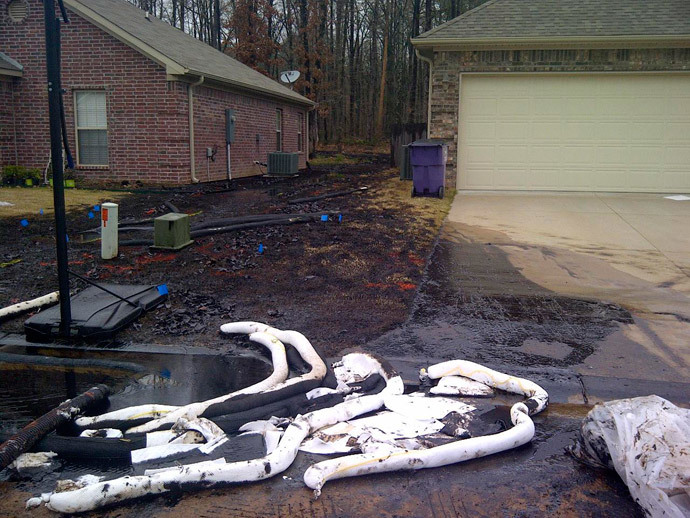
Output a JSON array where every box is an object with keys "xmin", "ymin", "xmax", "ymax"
[{"xmin": 409, "ymin": 139, "xmax": 446, "ymax": 147}]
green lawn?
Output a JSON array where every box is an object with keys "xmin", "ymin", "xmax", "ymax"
[{"xmin": 0, "ymin": 187, "xmax": 128, "ymax": 217}]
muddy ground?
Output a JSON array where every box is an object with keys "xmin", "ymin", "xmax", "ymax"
[
  {"xmin": 0, "ymin": 153, "xmax": 449, "ymax": 357},
  {"xmin": 0, "ymin": 153, "xmax": 671, "ymax": 517}
]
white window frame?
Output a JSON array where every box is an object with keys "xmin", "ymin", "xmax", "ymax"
[
  {"xmin": 74, "ymin": 90, "xmax": 108, "ymax": 167},
  {"xmin": 276, "ymin": 109, "xmax": 283, "ymax": 151},
  {"xmin": 297, "ymin": 112, "xmax": 304, "ymax": 152}
]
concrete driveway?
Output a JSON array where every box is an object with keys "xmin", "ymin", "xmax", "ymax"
[{"xmin": 447, "ymin": 192, "xmax": 690, "ymax": 385}]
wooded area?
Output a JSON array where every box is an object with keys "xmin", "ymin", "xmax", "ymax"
[{"xmin": 127, "ymin": 0, "xmax": 489, "ymax": 143}]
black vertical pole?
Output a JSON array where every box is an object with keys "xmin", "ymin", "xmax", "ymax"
[{"xmin": 43, "ymin": 0, "xmax": 71, "ymax": 337}]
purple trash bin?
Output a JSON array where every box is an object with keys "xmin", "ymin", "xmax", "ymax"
[{"xmin": 409, "ymin": 140, "xmax": 447, "ymax": 199}]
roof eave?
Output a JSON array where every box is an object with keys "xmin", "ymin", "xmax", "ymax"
[
  {"xmin": 411, "ymin": 34, "xmax": 690, "ymax": 51},
  {"xmin": 64, "ymin": 0, "xmax": 314, "ymax": 106},
  {"xmin": 0, "ymin": 68, "xmax": 23, "ymax": 77},
  {"xmin": 172, "ymin": 71, "xmax": 316, "ymax": 107}
]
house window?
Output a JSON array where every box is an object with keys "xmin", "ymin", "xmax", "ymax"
[
  {"xmin": 297, "ymin": 112, "xmax": 303, "ymax": 152},
  {"xmin": 75, "ymin": 90, "xmax": 108, "ymax": 166},
  {"xmin": 276, "ymin": 109, "xmax": 282, "ymax": 151}
]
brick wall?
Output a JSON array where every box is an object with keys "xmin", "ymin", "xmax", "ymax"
[
  {"xmin": 429, "ymin": 48, "xmax": 690, "ymax": 188},
  {"xmin": 192, "ymin": 85, "xmax": 308, "ymax": 181},
  {"xmin": 0, "ymin": 0, "xmax": 309, "ymax": 185},
  {"xmin": 0, "ymin": 78, "xmax": 16, "ymax": 167},
  {"xmin": 0, "ymin": 0, "xmax": 192, "ymax": 184}
]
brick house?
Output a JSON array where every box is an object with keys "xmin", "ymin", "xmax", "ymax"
[
  {"xmin": 412, "ymin": 0, "xmax": 690, "ymax": 193},
  {"xmin": 0, "ymin": 0, "xmax": 314, "ymax": 185}
]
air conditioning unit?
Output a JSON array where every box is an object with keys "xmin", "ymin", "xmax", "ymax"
[{"xmin": 267, "ymin": 152, "xmax": 299, "ymax": 175}]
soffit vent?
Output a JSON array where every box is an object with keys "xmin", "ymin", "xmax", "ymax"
[{"xmin": 7, "ymin": 0, "xmax": 28, "ymax": 23}]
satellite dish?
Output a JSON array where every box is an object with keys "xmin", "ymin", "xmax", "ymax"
[{"xmin": 279, "ymin": 70, "xmax": 300, "ymax": 85}]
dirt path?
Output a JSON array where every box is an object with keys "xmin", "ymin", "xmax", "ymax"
[{"xmin": 0, "ymin": 153, "xmax": 450, "ymax": 356}]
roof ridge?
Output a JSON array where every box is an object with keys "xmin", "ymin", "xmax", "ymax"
[
  {"xmin": 418, "ymin": 0, "xmax": 504, "ymax": 39},
  {"xmin": 64, "ymin": 0, "xmax": 313, "ymax": 105}
]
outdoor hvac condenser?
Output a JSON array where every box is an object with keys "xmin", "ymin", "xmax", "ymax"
[{"xmin": 267, "ymin": 152, "xmax": 299, "ymax": 175}]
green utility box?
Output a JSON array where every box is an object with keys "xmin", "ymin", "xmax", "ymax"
[{"xmin": 152, "ymin": 213, "xmax": 194, "ymax": 251}]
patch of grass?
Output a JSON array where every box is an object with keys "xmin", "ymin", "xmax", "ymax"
[
  {"xmin": 372, "ymin": 169, "xmax": 454, "ymax": 228},
  {"xmin": 309, "ymin": 153, "xmax": 362, "ymax": 166},
  {"xmin": 0, "ymin": 186, "xmax": 129, "ymax": 217}
]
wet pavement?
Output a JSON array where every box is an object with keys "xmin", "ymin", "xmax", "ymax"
[{"xmin": 3, "ymin": 191, "xmax": 689, "ymax": 516}]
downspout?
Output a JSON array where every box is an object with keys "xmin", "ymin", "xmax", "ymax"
[
  {"xmin": 188, "ymin": 76, "xmax": 204, "ymax": 183},
  {"xmin": 415, "ymin": 49, "xmax": 433, "ymax": 137},
  {"xmin": 11, "ymin": 80, "xmax": 19, "ymax": 165},
  {"xmin": 306, "ymin": 108, "xmax": 310, "ymax": 157}
]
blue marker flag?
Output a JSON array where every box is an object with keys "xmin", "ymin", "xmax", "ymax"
[
  {"xmin": 338, "ymin": 214, "xmax": 343, "ymax": 223},
  {"xmin": 20, "ymin": 219, "xmax": 28, "ymax": 227},
  {"xmin": 39, "ymin": 209, "xmax": 44, "ymax": 215},
  {"xmin": 157, "ymin": 284, "xmax": 169, "ymax": 295},
  {"xmin": 321, "ymin": 215, "xmax": 329, "ymax": 222},
  {"xmin": 88, "ymin": 212, "xmax": 95, "ymax": 219},
  {"xmin": 93, "ymin": 205, "xmax": 100, "ymax": 212},
  {"xmin": 258, "ymin": 243, "xmax": 264, "ymax": 254}
]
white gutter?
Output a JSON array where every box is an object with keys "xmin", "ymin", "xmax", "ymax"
[
  {"xmin": 411, "ymin": 34, "xmax": 690, "ymax": 49},
  {"xmin": 415, "ymin": 49, "xmax": 434, "ymax": 137},
  {"xmin": 188, "ymin": 76, "xmax": 204, "ymax": 184}
]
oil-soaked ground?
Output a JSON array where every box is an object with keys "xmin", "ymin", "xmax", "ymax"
[
  {"xmin": 370, "ymin": 223, "xmax": 635, "ymax": 369},
  {"xmin": 1, "ymin": 155, "xmax": 679, "ymax": 516}
]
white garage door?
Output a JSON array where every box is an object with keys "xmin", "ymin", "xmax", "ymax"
[{"xmin": 458, "ymin": 74, "xmax": 690, "ymax": 192}]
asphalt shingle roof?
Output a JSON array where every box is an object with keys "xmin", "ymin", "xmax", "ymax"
[
  {"xmin": 65, "ymin": 0, "xmax": 312, "ymax": 105},
  {"xmin": 415, "ymin": 0, "xmax": 690, "ymax": 42},
  {"xmin": 0, "ymin": 51, "xmax": 23, "ymax": 75}
]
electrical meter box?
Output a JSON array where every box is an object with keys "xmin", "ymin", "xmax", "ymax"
[
  {"xmin": 152, "ymin": 213, "xmax": 194, "ymax": 251},
  {"xmin": 225, "ymin": 109, "xmax": 236, "ymax": 143}
]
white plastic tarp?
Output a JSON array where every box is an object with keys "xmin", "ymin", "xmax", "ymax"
[{"xmin": 571, "ymin": 395, "xmax": 690, "ymax": 518}]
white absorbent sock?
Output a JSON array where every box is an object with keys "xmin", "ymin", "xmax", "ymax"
[
  {"xmin": 425, "ymin": 360, "xmax": 549, "ymax": 414},
  {"xmin": 31, "ymin": 353, "xmax": 402, "ymax": 514},
  {"xmin": 304, "ymin": 402, "xmax": 534, "ymax": 495}
]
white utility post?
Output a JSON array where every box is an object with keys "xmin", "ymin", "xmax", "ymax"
[{"xmin": 101, "ymin": 202, "xmax": 118, "ymax": 260}]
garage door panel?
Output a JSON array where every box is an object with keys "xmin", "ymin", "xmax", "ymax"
[
  {"xmin": 627, "ymin": 147, "xmax": 664, "ymax": 165},
  {"xmin": 496, "ymin": 145, "xmax": 527, "ymax": 164},
  {"xmin": 469, "ymin": 122, "xmax": 496, "ymax": 139},
  {"xmin": 664, "ymin": 122, "xmax": 690, "ymax": 141},
  {"xmin": 628, "ymin": 123, "xmax": 665, "ymax": 142},
  {"xmin": 594, "ymin": 122, "xmax": 630, "ymax": 140},
  {"xmin": 529, "ymin": 146, "xmax": 561, "ymax": 164},
  {"xmin": 562, "ymin": 122, "xmax": 595, "ymax": 140},
  {"xmin": 466, "ymin": 145, "xmax": 495, "ymax": 165},
  {"xmin": 496, "ymin": 122, "xmax": 528, "ymax": 140},
  {"xmin": 665, "ymin": 146, "xmax": 690, "ymax": 165},
  {"xmin": 665, "ymin": 170, "xmax": 690, "ymax": 189},
  {"xmin": 531, "ymin": 122, "xmax": 562, "ymax": 139},
  {"xmin": 498, "ymin": 98, "xmax": 530, "ymax": 115},
  {"xmin": 459, "ymin": 74, "xmax": 690, "ymax": 192},
  {"xmin": 561, "ymin": 146, "xmax": 595, "ymax": 165},
  {"xmin": 464, "ymin": 98, "xmax": 497, "ymax": 116}
]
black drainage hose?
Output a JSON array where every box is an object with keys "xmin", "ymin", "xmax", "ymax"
[
  {"xmin": 119, "ymin": 216, "xmax": 315, "ymax": 246},
  {"xmin": 288, "ymin": 186, "xmax": 368, "ymax": 204},
  {"xmin": 0, "ymin": 384, "xmax": 110, "ymax": 471}
]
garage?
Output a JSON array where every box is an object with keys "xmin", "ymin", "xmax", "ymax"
[
  {"xmin": 458, "ymin": 74, "xmax": 690, "ymax": 192},
  {"xmin": 411, "ymin": 0, "xmax": 690, "ymax": 193}
]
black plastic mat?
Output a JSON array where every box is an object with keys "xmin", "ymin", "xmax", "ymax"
[{"xmin": 24, "ymin": 284, "xmax": 166, "ymax": 341}]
